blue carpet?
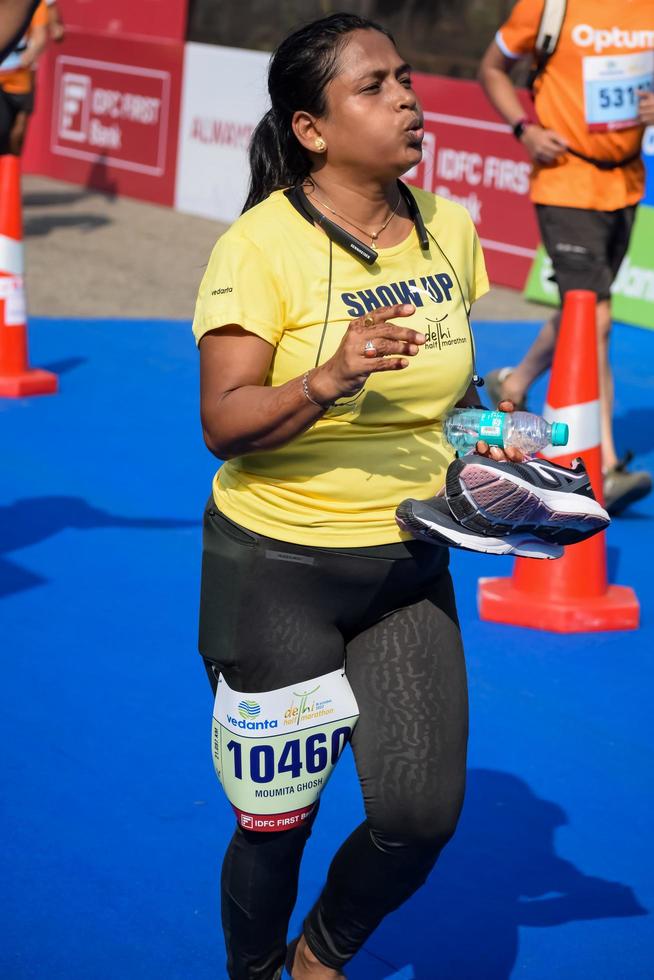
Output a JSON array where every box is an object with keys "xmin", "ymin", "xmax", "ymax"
[{"xmin": 1, "ymin": 317, "xmax": 652, "ymax": 979}]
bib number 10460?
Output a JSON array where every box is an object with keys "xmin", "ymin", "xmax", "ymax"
[{"xmin": 226, "ymin": 726, "xmax": 352, "ymax": 784}]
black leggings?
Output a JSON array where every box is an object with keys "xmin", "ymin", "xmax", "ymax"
[{"xmin": 199, "ymin": 504, "xmax": 468, "ymax": 979}]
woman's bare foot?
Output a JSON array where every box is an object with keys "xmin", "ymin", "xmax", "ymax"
[{"xmin": 288, "ymin": 935, "xmax": 345, "ymax": 979}]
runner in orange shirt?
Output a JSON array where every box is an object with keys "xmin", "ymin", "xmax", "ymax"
[
  {"xmin": 0, "ymin": 0, "xmax": 48, "ymax": 156},
  {"xmin": 479, "ymin": 0, "xmax": 654, "ymax": 514}
]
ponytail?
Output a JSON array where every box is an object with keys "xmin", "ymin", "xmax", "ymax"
[
  {"xmin": 242, "ymin": 108, "xmax": 308, "ymax": 213},
  {"xmin": 242, "ymin": 13, "xmax": 394, "ymax": 213}
]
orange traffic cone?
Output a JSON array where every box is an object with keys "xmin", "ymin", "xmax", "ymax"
[
  {"xmin": 478, "ymin": 290, "xmax": 639, "ymax": 632},
  {"xmin": 0, "ymin": 154, "xmax": 57, "ymax": 396}
]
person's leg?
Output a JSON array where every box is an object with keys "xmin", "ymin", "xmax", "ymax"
[
  {"xmin": 525, "ymin": 204, "xmax": 650, "ymax": 509},
  {"xmin": 499, "ymin": 311, "xmax": 560, "ymax": 405},
  {"xmin": 220, "ymin": 803, "xmax": 321, "ymax": 980},
  {"xmin": 0, "ymin": 86, "xmax": 16, "ymax": 155},
  {"xmin": 485, "ymin": 204, "xmax": 572, "ymax": 406},
  {"xmin": 4, "ymin": 88, "xmax": 32, "ymax": 156},
  {"xmin": 600, "ymin": 205, "xmax": 652, "ymax": 511},
  {"xmin": 302, "ymin": 569, "xmax": 467, "ymax": 971},
  {"xmin": 487, "ymin": 204, "xmax": 581, "ymax": 407},
  {"xmin": 596, "ymin": 298, "xmax": 618, "ymax": 471},
  {"xmin": 203, "ymin": 658, "xmax": 322, "ymax": 980},
  {"xmin": 596, "ymin": 204, "xmax": 637, "ymax": 473},
  {"xmin": 8, "ymin": 107, "xmax": 29, "ymax": 155},
  {"xmin": 200, "ymin": 506, "xmax": 435, "ymax": 979},
  {"xmin": 523, "ymin": 208, "xmax": 620, "ymax": 470},
  {"xmin": 520, "ymin": 302, "xmax": 614, "ymax": 467},
  {"xmin": 199, "ymin": 506, "xmax": 350, "ymax": 980}
]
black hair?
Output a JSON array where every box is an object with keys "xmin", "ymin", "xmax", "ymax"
[{"xmin": 242, "ymin": 13, "xmax": 394, "ymax": 213}]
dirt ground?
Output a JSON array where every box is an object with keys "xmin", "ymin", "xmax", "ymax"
[{"xmin": 23, "ymin": 174, "xmax": 552, "ymax": 322}]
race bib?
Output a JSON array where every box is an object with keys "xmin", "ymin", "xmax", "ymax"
[
  {"xmin": 212, "ymin": 668, "xmax": 359, "ymax": 832},
  {"xmin": 583, "ymin": 51, "xmax": 654, "ymax": 132}
]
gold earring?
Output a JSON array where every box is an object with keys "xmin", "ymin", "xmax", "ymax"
[{"xmin": 314, "ymin": 137, "xmax": 326, "ymax": 152}]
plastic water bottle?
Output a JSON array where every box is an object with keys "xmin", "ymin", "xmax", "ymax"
[{"xmin": 443, "ymin": 408, "xmax": 569, "ymax": 455}]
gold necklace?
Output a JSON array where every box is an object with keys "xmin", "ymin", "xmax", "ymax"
[{"xmin": 307, "ymin": 184, "xmax": 403, "ymax": 246}]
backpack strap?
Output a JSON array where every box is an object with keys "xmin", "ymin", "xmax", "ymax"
[{"xmin": 527, "ymin": 0, "xmax": 568, "ymax": 93}]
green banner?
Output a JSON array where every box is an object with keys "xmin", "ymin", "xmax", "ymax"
[
  {"xmin": 524, "ymin": 204, "xmax": 654, "ymax": 330},
  {"xmin": 611, "ymin": 205, "xmax": 654, "ymax": 329}
]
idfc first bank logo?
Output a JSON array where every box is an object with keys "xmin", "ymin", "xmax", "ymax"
[
  {"xmin": 59, "ymin": 72, "xmax": 91, "ymax": 142},
  {"xmin": 53, "ymin": 56, "xmax": 171, "ymax": 176}
]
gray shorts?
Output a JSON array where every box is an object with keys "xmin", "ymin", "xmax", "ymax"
[{"xmin": 536, "ymin": 203, "xmax": 637, "ymax": 302}]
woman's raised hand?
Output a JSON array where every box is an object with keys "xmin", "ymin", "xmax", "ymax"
[{"xmin": 308, "ymin": 304, "xmax": 425, "ymax": 404}]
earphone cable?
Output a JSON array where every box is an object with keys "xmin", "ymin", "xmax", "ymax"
[
  {"xmin": 426, "ymin": 228, "xmax": 484, "ymax": 387},
  {"xmin": 315, "ymin": 237, "xmax": 365, "ymax": 410},
  {"xmin": 314, "ymin": 238, "xmax": 333, "ymax": 368}
]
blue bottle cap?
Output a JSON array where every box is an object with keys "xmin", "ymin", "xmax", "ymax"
[{"xmin": 551, "ymin": 422, "xmax": 569, "ymax": 446}]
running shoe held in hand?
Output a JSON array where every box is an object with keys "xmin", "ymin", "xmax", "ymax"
[
  {"xmin": 445, "ymin": 454, "xmax": 609, "ymax": 546},
  {"xmin": 395, "ymin": 495, "xmax": 563, "ymax": 559}
]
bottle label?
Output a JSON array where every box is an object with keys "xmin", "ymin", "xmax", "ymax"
[{"xmin": 478, "ymin": 410, "xmax": 504, "ymax": 446}]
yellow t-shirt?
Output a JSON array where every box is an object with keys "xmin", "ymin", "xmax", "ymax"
[
  {"xmin": 497, "ymin": 0, "xmax": 651, "ymax": 210},
  {"xmin": 193, "ymin": 186, "xmax": 489, "ymax": 547}
]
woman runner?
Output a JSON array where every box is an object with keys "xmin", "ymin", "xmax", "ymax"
[{"xmin": 193, "ymin": 13, "xmax": 515, "ymax": 979}]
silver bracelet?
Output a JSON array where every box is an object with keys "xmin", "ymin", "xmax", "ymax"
[{"xmin": 302, "ymin": 371, "xmax": 328, "ymax": 409}]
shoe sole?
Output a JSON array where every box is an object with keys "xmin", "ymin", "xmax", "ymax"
[
  {"xmin": 446, "ymin": 459, "xmax": 609, "ymax": 546},
  {"xmin": 396, "ymin": 500, "xmax": 563, "ymax": 559}
]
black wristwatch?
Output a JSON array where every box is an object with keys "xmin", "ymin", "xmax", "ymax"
[{"xmin": 512, "ymin": 116, "xmax": 532, "ymax": 140}]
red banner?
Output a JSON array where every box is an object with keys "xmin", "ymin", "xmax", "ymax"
[
  {"xmin": 24, "ymin": 30, "xmax": 183, "ymax": 206},
  {"xmin": 408, "ymin": 74, "xmax": 539, "ymax": 289},
  {"xmin": 58, "ymin": 0, "xmax": 188, "ymax": 42}
]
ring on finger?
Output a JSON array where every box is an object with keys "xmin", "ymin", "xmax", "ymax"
[
  {"xmin": 363, "ymin": 314, "xmax": 375, "ymax": 327},
  {"xmin": 363, "ymin": 339, "xmax": 378, "ymax": 357}
]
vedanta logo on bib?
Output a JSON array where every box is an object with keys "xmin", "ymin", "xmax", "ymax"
[{"xmin": 226, "ymin": 714, "xmax": 279, "ymax": 730}]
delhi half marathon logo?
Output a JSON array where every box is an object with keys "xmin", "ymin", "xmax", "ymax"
[
  {"xmin": 238, "ymin": 700, "xmax": 261, "ymax": 720},
  {"xmin": 424, "ymin": 314, "xmax": 467, "ymax": 351},
  {"xmin": 284, "ymin": 686, "xmax": 335, "ymax": 727},
  {"xmin": 292, "ymin": 686, "xmax": 319, "ymax": 726}
]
